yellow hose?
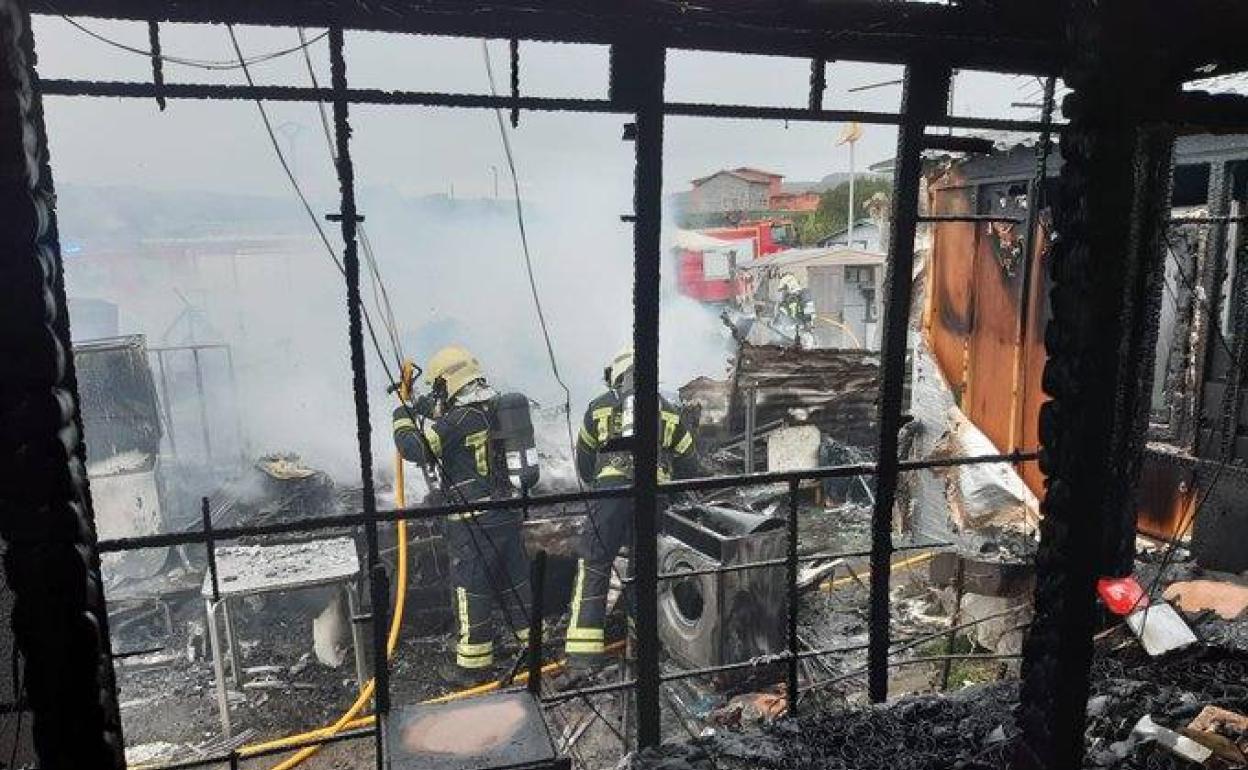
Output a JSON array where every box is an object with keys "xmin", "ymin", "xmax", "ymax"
[
  {"xmin": 819, "ymin": 551, "xmax": 936, "ymax": 593},
  {"xmin": 243, "ymin": 639, "xmax": 628, "ymax": 755},
  {"xmin": 815, "ymin": 314, "xmax": 864, "ymax": 349},
  {"xmin": 243, "ymin": 454, "xmax": 409, "ymax": 769}
]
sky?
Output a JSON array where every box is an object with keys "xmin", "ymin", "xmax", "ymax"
[
  {"xmin": 33, "ymin": 16, "xmax": 1046, "ymax": 482},
  {"xmin": 31, "ymin": 18, "xmax": 1043, "ymax": 200}
]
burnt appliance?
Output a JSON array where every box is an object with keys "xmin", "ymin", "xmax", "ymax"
[{"xmin": 658, "ymin": 504, "xmax": 787, "ymax": 674}]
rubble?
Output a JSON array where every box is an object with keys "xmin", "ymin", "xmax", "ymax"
[
  {"xmin": 679, "ymin": 343, "xmax": 882, "ymax": 460},
  {"xmin": 629, "ymin": 645, "xmax": 1248, "ymax": 770},
  {"xmin": 1131, "ymin": 714, "xmax": 1214, "ymax": 765}
]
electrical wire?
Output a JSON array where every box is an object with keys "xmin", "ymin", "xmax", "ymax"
[
  {"xmin": 57, "ymin": 12, "xmax": 328, "ymax": 71},
  {"xmin": 229, "ymin": 19, "xmax": 531, "ymax": 663},
  {"xmin": 480, "ymin": 40, "xmax": 579, "ymax": 460},
  {"xmin": 480, "ymin": 40, "xmax": 632, "ymax": 607},
  {"xmin": 265, "ymin": 33, "xmax": 541, "ymax": 705},
  {"xmin": 280, "ymin": 29, "xmax": 533, "ymax": 637},
  {"xmin": 224, "ymin": 26, "xmax": 401, "ymax": 385},
  {"xmin": 294, "ymin": 27, "xmax": 406, "ymax": 367},
  {"xmin": 231, "ymin": 28, "xmax": 613, "ymax": 760}
]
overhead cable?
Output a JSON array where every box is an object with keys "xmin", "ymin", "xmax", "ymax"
[{"xmin": 59, "ymin": 13, "xmax": 328, "ymax": 71}]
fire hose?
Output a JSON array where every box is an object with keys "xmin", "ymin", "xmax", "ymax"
[
  {"xmin": 241, "ymin": 443, "xmax": 626, "ymax": 766},
  {"xmin": 242, "ymin": 366, "xmax": 425, "ymax": 770},
  {"xmin": 240, "ymin": 451, "xmax": 410, "ymax": 770},
  {"xmin": 239, "ymin": 362, "xmax": 623, "ymax": 768}
]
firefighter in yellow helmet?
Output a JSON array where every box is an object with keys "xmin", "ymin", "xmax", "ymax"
[
  {"xmin": 775, "ymin": 272, "xmax": 816, "ymax": 335},
  {"xmin": 392, "ymin": 345, "xmax": 535, "ymax": 686},
  {"xmin": 563, "ymin": 345, "xmax": 700, "ymax": 676}
]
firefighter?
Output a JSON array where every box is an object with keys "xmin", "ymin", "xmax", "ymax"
[
  {"xmin": 775, "ymin": 272, "xmax": 816, "ymax": 338},
  {"xmin": 392, "ymin": 345, "xmax": 533, "ymax": 686},
  {"xmin": 563, "ymin": 346, "xmax": 700, "ymax": 675}
]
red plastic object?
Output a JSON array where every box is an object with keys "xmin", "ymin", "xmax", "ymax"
[{"xmin": 1097, "ymin": 576, "xmax": 1149, "ymax": 616}]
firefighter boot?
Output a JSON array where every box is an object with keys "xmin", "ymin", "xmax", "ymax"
[{"xmin": 438, "ymin": 659, "xmax": 496, "ymax": 690}]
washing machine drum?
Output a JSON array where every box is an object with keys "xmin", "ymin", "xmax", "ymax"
[{"xmin": 658, "ymin": 537, "xmax": 719, "ymax": 668}]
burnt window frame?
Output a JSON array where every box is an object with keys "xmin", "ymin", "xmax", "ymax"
[{"xmin": 7, "ymin": 7, "xmax": 1076, "ymax": 769}]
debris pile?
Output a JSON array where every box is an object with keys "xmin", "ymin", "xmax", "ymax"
[
  {"xmin": 632, "ymin": 646, "xmax": 1248, "ymax": 770},
  {"xmin": 679, "ymin": 342, "xmax": 882, "ymax": 466}
]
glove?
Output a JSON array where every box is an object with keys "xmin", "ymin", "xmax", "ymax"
[{"xmin": 412, "ymin": 393, "xmax": 437, "ymax": 418}]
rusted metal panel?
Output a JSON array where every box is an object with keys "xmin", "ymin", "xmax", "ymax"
[
  {"xmin": 926, "ymin": 168, "xmax": 1053, "ymax": 497},
  {"xmin": 925, "ymin": 178, "xmax": 977, "ymax": 396},
  {"xmin": 964, "ymin": 219, "xmax": 1026, "ymax": 454},
  {"xmin": 1018, "ymin": 226, "xmax": 1053, "ymax": 495},
  {"xmin": 1137, "ymin": 450, "xmax": 1197, "ymax": 540}
]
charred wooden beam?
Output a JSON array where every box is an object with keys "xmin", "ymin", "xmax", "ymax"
[
  {"xmin": 922, "ymin": 134, "xmax": 996, "ymax": 155},
  {"xmin": 24, "ymin": 0, "xmax": 1064, "ymax": 74},
  {"xmin": 627, "ymin": 39, "xmax": 666, "ymax": 750},
  {"xmin": 867, "ymin": 61, "xmax": 951, "ymax": 704},
  {"xmin": 1015, "ymin": 1, "xmax": 1180, "ymax": 767},
  {"xmin": 0, "ymin": 2, "xmax": 124, "ymax": 767}
]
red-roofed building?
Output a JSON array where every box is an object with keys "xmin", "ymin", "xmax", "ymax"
[
  {"xmin": 768, "ymin": 190, "xmax": 822, "ymax": 212},
  {"xmin": 688, "ymin": 167, "xmax": 784, "ymax": 214}
]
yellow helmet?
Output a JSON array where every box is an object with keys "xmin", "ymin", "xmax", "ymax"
[
  {"xmin": 778, "ymin": 273, "xmax": 801, "ymax": 293},
  {"xmin": 426, "ymin": 345, "xmax": 484, "ymax": 398},
  {"xmin": 606, "ymin": 345, "xmax": 635, "ymax": 387}
]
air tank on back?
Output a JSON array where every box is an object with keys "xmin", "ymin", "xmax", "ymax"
[{"xmin": 492, "ymin": 392, "xmax": 540, "ymax": 492}]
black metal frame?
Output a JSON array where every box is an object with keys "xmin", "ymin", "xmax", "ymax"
[
  {"xmin": 8, "ymin": 2, "xmax": 1194, "ymax": 768},
  {"xmin": 147, "ymin": 342, "xmax": 244, "ymax": 463},
  {"xmin": 24, "ymin": 35, "xmax": 1047, "ymax": 770}
]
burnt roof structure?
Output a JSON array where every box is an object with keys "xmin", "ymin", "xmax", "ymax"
[{"xmin": 4, "ymin": 1, "xmax": 1248, "ymax": 770}]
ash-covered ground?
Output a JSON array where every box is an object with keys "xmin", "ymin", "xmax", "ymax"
[
  {"xmin": 114, "ymin": 497, "xmax": 957, "ymax": 769},
  {"xmin": 632, "ymin": 645, "xmax": 1248, "ymax": 770}
]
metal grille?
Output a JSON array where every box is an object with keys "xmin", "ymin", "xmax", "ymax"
[{"xmin": 8, "ymin": 6, "xmax": 1080, "ymax": 770}]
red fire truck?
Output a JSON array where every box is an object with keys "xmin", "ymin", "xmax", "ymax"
[{"xmin": 674, "ymin": 219, "xmax": 794, "ymax": 303}]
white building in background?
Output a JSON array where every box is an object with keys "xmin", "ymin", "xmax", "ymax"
[
  {"xmin": 816, "ymin": 218, "xmax": 883, "ymax": 253},
  {"xmin": 738, "ymin": 247, "xmax": 885, "ymax": 350}
]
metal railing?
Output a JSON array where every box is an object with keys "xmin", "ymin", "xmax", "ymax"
[{"xmin": 41, "ymin": 22, "xmax": 1060, "ymax": 770}]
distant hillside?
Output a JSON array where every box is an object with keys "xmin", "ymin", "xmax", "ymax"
[
  {"xmin": 55, "ymin": 184, "xmax": 518, "ymax": 248},
  {"xmin": 56, "ymin": 185, "xmax": 312, "ymax": 247},
  {"xmin": 781, "ymin": 171, "xmax": 884, "ymax": 195}
]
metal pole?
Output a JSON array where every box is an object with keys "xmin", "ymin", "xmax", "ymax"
[
  {"xmin": 938, "ymin": 558, "xmax": 965, "ymax": 691},
  {"xmin": 847, "ymin": 140, "xmax": 856, "ymax": 247},
  {"xmin": 327, "ymin": 26, "xmax": 388, "ymax": 768},
  {"xmin": 867, "ymin": 62, "xmax": 951, "ymax": 704},
  {"xmin": 224, "ymin": 346, "xmax": 247, "ymax": 461},
  {"xmin": 786, "ymin": 479, "xmax": 800, "ymax": 713},
  {"xmin": 155, "ymin": 349, "xmax": 178, "ymax": 458},
  {"xmin": 742, "ymin": 386, "xmax": 757, "ymax": 473},
  {"xmin": 528, "ymin": 550, "xmax": 546, "ymax": 696},
  {"xmin": 620, "ymin": 40, "xmax": 667, "ymax": 750},
  {"xmin": 192, "ymin": 347, "xmax": 213, "ymax": 461}
]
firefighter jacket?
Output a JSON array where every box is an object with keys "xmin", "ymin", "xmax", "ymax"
[
  {"xmin": 393, "ymin": 386, "xmax": 501, "ymax": 503},
  {"xmin": 778, "ymin": 287, "xmax": 816, "ymax": 327},
  {"xmin": 575, "ymin": 390, "xmax": 698, "ymax": 487}
]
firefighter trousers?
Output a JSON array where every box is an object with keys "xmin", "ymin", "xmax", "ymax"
[
  {"xmin": 565, "ymin": 494, "xmax": 633, "ymax": 661},
  {"xmin": 446, "ymin": 508, "xmax": 532, "ymax": 671}
]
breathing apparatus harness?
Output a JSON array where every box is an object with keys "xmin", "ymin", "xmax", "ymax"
[{"xmin": 392, "ymin": 358, "xmax": 540, "ymax": 500}]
